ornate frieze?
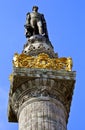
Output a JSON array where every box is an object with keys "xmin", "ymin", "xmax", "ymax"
[{"xmin": 13, "ymin": 53, "xmax": 73, "ymax": 71}]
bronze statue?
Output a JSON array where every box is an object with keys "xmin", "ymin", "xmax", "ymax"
[{"xmin": 24, "ymin": 6, "xmax": 49, "ymax": 39}]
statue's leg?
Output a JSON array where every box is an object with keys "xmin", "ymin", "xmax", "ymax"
[
  {"xmin": 30, "ymin": 19, "xmax": 39, "ymax": 35},
  {"xmin": 37, "ymin": 21, "xmax": 43, "ymax": 35},
  {"xmin": 30, "ymin": 19, "xmax": 35, "ymax": 31}
]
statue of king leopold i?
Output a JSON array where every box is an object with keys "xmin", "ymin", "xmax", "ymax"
[{"xmin": 24, "ymin": 6, "xmax": 49, "ymax": 40}]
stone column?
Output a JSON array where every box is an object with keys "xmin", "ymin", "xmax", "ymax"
[
  {"xmin": 18, "ymin": 98, "xmax": 67, "ymax": 130},
  {"xmin": 8, "ymin": 68, "xmax": 76, "ymax": 130}
]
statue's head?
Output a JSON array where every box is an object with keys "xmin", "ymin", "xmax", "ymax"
[{"xmin": 32, "ymin": 6, "xmax": 38, "ymax": 12}]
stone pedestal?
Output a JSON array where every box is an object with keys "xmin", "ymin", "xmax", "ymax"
[{"xmin": 8, "ymin": 68, "xmax": 76, "ymax": 130}]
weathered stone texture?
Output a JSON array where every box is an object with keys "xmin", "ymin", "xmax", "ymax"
[
  {"xmin": 8, "ymin": 68, "xmax": 76, "ymax": 130},
  {"xmin": 18, "ymin": 98, "xmax": 67, "ymax": 130}
]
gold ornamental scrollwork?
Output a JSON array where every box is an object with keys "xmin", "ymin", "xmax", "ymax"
[{"xmin": 13, "ymin": 53, "xmax": 73, "ymax": 71}]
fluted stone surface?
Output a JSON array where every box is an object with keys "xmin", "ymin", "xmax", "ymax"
[{"xmin": 18, "ymin": 98, "xmax": 67, "ymax": 130}]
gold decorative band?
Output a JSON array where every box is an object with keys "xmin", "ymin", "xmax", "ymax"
[{"xmin": 13, "ymin": 53, "xmax": 72, "ymax": 71}]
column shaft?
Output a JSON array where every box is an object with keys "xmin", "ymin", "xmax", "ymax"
[{"xmin": 18, "ymin": 97, "xmax": 67, "ymax": 130}]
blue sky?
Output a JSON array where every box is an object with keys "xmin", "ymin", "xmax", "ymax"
[{"xmin": 0, "ymin": 0, "xmax": 85, "ymax": 130}]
